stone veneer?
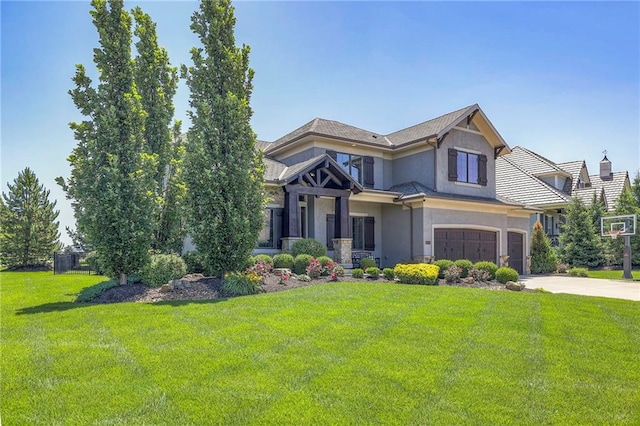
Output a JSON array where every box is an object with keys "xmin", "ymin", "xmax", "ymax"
[
  {"xmin": 332, "ymin": 238, "xmax": 353, "ymax": 266},
  {"xmin": 280, "ymin": 237, "xmax": 302, "ymax": 253}
]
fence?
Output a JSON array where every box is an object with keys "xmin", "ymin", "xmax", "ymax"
[{"xmin": 53, "ymin": 252, "xmax": 94, "ymax": 275}]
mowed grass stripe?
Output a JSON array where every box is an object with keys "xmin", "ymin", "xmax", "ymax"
[{"xmin": 2, "ymin": 272, "xmax": 639, "ymax": 424}]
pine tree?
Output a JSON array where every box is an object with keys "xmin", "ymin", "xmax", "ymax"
[
  {"xmin": 0, "ymin": 168, "xmax": 60, "ymax": 268},
  {"xmin": 559, "ymin": 196, "xmax": 603, "ymax": 268},
  {"xmin": 60, "ymin": 0, "xmax": 155, "ymax": 285},
  {"xmin": 530, "ymin": 220, "xmax": 557, "ymax": 273},
  {"xmin": 182, "ymin": 0, "xmax": 265, "ymax": 276},
  {"xmin": 132, "ymin": 7, "xmax": 185, "ymax": 253}
]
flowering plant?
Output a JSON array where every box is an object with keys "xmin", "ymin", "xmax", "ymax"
[
  {"xmin": 306, "ymin": 258, "xmax": 323, "ymax": 279},
  {"xmin": 247, "ymin": 260, "xmax": 272, "ymax": 278}
]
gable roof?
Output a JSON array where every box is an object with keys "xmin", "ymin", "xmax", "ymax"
[
  {"xmin": 573, "ymin": 187, "xmax": 608, "ymax": 211},
  {"xmin": 587, "ymin": 171, "xmax": 629, "ymax": 211},
  {"xmin": 264, "ymin": 104, "xmax": 510, "ymax": 155},
  {"xmin": 557, "ymin": 160, "xmax": 587, "ymax": 190},
  {"xmin": 496, "ymin": 156, "xmax": 572, "ymax": 207},
  {"xmin": 506, "ymin": 146, "xmax": 570, "ymax": 177}
]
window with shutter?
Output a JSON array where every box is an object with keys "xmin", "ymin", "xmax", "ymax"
[
  {"xmin": 364, "ymin": 217, "xmax": 375, "ymax": 251},
  {"xmin": 363, "ymin": 156, "xmax": 374, "ymax": 188}
]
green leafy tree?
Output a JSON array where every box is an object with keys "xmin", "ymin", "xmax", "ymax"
[
  {"xmin": 0, "ymin": 168, "xmax": 60, "ymax": 268},
  {"xmin": 60, "ymin": 0, "xmax": 155, "ymax": 285},
  {"xmin": 559, "ymin": 196, "xmax": 603, "ymax": 268},
  {"xmin": 182, "ymin": 0, "xmax": 265, "ymax": 276},
  {"xmin": 611, "ymin": 185, "xmax": 640, "ymax": 266},
  {"xmin": 132, "ymin": 8, "xmax": 185, "ymax": 253},
  {"xmin": 530, "ymin": 221, "xmax": 557, "ymax": 273}
]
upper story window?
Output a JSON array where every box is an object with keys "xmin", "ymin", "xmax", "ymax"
[
  {"xmin": 448, "ymin": 148, "xmax": 487, "ymax": 186},
  {"xmin": 336, "ymin": 153, "xmax": 362, "ymax": 184},
  {"xmin": 327, "ymin": 150, "xmax": 375, "ymax": 188}
]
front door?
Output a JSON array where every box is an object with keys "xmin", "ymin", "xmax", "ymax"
[{"xmin": 508, "ymin": 232, "xmax": 524, "ymax": 274}]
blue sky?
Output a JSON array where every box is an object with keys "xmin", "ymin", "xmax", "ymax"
[{"xmin": 2, "ymin": 1, "xmax": 639, "ymax": 245}]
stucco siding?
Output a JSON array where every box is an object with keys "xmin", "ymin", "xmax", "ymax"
[
  {"xmin": 392, "ymin": 149, "xmax": 435, "ymax": 189},
  {"xmin": 436, "ymin": 129, "xmax": 496, "ymax": 198},
  {"xmin": 383, "ymin": 159, "xmax": 394, "ymax": 190},
  {"xmin": 381, "ymin": 204, "xmax": 411, "ymax": 268},
  {"xmin": 278, "ymin": 147, "xmax": 325, "ymax": 166}
]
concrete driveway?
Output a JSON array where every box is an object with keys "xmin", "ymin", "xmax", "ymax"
[{"xmin": 519, "ymin": 275, "xmax": 640, "ymax": 301}]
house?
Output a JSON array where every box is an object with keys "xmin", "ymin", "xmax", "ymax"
[
  {"xmin": 250, "ymin": 104, "xmax": 538, "ymax": 273},
  {"xmin": 496, "ymin": 147, "xmax": 631, "ymax": 245}
]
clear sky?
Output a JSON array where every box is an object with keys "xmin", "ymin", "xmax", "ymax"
[{"xmin": 2, "ymin": 1, "xmax": 639, "ymax": 245}]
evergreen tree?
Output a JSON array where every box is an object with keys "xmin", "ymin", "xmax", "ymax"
[
  {"xmin": 559, "ymin": 196, "xmax": 603, "ymax": 267},
  {"xmin": 132, "ymin": 8, "xmax": 185, "ymax": 253},
  {"xmin": 530, "ymin": 220, "xmax": 557, "ymax": 273},
  {"xmin": 0, "ymin": 168, "xmax": 60, "ymax": 268},
  {"xmin": 182, "ymin": 0, "xmax": 265, "ymax": 276},
  {"xmin": 631, "ymin": 171, "xmax": 640, "ymax": 207},
  {"xmin": 60, "ymin": 0, "xmax": 155, "ymax": 285},
  {"xmin": 588, "ymin": 192, "xmax": 606, "ymax": 231}
]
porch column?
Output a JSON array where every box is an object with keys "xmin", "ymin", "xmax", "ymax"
[
  {"xmin": 281, "ymin": 188, "xmax": 301, "ymax": 252},
  {"xmin": 333, "ymin": 196, "xmax": 352, "ymax": 265}
]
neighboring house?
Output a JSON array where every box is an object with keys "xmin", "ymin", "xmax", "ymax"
[
  {"xmin": 249, "ymin": 104, "xmax": 538, "ymax": 273},
  {"xmin": 496, "ymin": 147, "xmax": 631, "ymax": 245}
]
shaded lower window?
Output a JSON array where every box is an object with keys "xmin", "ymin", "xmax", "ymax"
[{"xmin": 257, "ymin": 208, "xmax": 283, "ymax": 249}]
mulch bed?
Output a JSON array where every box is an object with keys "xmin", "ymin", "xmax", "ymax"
[{"xmin": 88, "ymin": 273, "xmax": 532, "ymax": 305}]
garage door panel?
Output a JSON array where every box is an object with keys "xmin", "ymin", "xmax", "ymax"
[{"xmin": 434, "ymin": 228, "xmax": 497, "ymax": 263}]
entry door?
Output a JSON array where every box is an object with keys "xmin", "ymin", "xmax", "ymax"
[{"xmin": 508, "ymin": 232, "xmax": 524, "ymax": 274}]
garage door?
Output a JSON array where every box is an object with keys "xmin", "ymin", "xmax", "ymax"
[
  {"xmin": 508, "ymin": 232, "xmax": 524, "ymax": 274},
  {"xmin": 434, "ymin": 229, "xmax": 497, "ymax": 264}
]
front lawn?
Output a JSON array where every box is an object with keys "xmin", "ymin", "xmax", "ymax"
[
  {"xmin": 2, "ymin": 272, "xmax": 639, "ymax": 424},
  {"xmin": 586, "ymin": 269, "xmax": 640, "ymax": 281}
]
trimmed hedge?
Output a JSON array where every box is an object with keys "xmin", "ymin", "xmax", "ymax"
[
  {"xmin": 434, "ymin": 259, "xmax": 454, "ymax": 279},
  {"xmin": 352, "ymin": 268, "xmax": 364, "ymax": 278},
  {"xmin": 254, "ymin": 254, "xmax": 273, "ymax": 267},
  {"xmin": 366, "ymin": 267, "xmax": 380, "ymax": 279},
  {"xmin": 453, "ymin": 259, "xmax": 473, "ymax": 278},
  {"xmin": 496, "ymin": 267, "xmax": 519, "ymax": 284},
  {"xmin": 474, "ymin": 261, "xmax": 498, "ymax": 280},
  {"xmin": 140, "ymin": 254, "xmax": 187, "ymax": 287},
  {"xmin": 359, "ymin": 257, "xmax": 377, "ymax": 270},
  {"xmin": 383, "ymin": 267, "xmax": 395, "ymax": 280},
  {"xmin": 273, "ymin": 253, "xmax": 294, "ymax": 269},
  {"xmin": 291, "ymin": 239, "xmax": 326, "ymax": 258},
  {"xmin": 293, "ymin": 254, "xmax": 313, "ymax": 275},
  {"xmin": 394, "ymin": 263, "xmax": 439, "ymax": 285}
]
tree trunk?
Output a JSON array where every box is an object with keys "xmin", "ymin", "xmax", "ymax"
[{"xmin": 119, "ymin": 273, "xmax": 128, "ymax": 286}]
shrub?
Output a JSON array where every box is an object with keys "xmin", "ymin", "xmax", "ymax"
[
  {"xmin": 291, "ymin": 238, "xmax": 327, "ymax": 258},
  {"xmin": 444, "ymin": 266, "xmax": 462, "ymax": 284},
  {"xmin": 254, "ymin": 254, "xmax": 273, "ymax": 267},
  {"xmin": 496, "ymin": 267, "xmax": 519, "ymax": 284},
  {"xmin": 306, "ymin": 258, "xmax": 323, "ymax": 279},
  {"xmin": 468, "ymin": 267, "xmax": 490, "ymax": 282},
  {"xmin": 556, "ymin": 263, "xmax": 569, "ymax": 273},
  {"xmin": 297, "ymin": 274, "xmax": 311, "ymax": 282},
  {"xmin": 453, "ymin": 259, "xmax": 473, "ymax": 278},
  {"xmin": 352, "ymin": 268, "xmax": 364, "ymax": 278},
  {"xmin": 394, "ymin": 263, "xmax": 439, "ymax": 285},
  {"xmin": 383, "ymin": 267, "xmax": 395, "ymax": 281},
  {"xmin": 366, "ymin": 267, "xmax": 380, "ymax": 279},
  {"xmin": 332, "ymin": 265, "xmax": 345, "ymax": 280},
  {"xmin": 316, "ymin": 256, "xmax": 334, "ymax": 275},
  {"xmin": 474, "ymin": 261, "xmax": 498, "ymax": 280},
  {"xmin": 183, "ymin": 251, "xmax": 205, "ymax": 274},
  {"xmin": 359, "ymin": 257, "xmax": 377, "ymax": 270},
  {"xmin": 222, "ymin": 272, "xmax": 262, "ymax": 296},
  {"xmin": 272, "ymin": 253, "xmax": 294, "ymax": 269},
  {"xmin": 84, "ymin": 251, "xmax": 104, "ymax": 275},
  {"xmin": 568, "ymin": 267, "xmax": 588, "ymax": 277},
  {"xmin": 140, "ymin": 254, "xmax": 187, "ymax": 287},
  {"xmin": 293, "ymin": 254, "xmax": 313, "ymax": 275},
  {"xmin": 247, "ymin": 260, "xmax": 272, "ymax": 277},
  {"xmin": 434, "ymin": 259, "xmax": 454, "ymax": 279}
]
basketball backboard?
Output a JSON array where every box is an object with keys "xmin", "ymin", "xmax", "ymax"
[{"xmin": 601, "ymin": 214, "xmax": 637, "ymax": 238}]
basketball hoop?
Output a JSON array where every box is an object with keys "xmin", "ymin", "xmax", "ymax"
[{"xmin": 607, "ymin": 230, "xmax": 622, "ymax": 240}]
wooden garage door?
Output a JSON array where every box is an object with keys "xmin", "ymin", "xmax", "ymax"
[
  {"xmin": 508, "ymin": 232, "xmax": 524, "ymax": 274},
  {"xmin": 434, "ymin": 229, "xmax": 497, "ymax": 264}
]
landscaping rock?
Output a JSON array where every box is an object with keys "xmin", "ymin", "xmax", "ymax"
[
  {"xmin": 273, "ymin": 268, "xmax": 291, "ymax": 277},
  {"xmin": 461, "ymin": 277, "xmax": 475, "ymax": 284},
  {"xmin": 506, "ymin": 281, "xmax": 525, "ymax": 291},
  {"xmin": 159, "ymin": 283, "xmax": 172, "ymax": 293}
]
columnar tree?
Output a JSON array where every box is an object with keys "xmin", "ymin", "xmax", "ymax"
[
  {"xmin": 559, "ymin": 196, "xmax": 603, "ymax": 268},
  {"xmin": 530, "ymin": 220, "xmax": 557, "ymax": 273},
  {"xmin": 182, "ymin": 0, "xmax": 265, "ymax": 276},
  {"xmin": 0, "ymin": 168, "xmax": 60, "ymax": 268},
  {"xmin": 133, "ymin": 7, "xmax": 185, "ymax": 253},
  {"xmin": 61, "ymin": 0, "xmax": 155, "ymax": 285}
]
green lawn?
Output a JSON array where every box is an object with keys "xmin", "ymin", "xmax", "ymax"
[
  {"xmin": 2, "ymin": 272, "xmax": 639, "ymax": 425},
  {"xmin": 586, "ymin": 269, "xmax": 640, "ymax": 281}
]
